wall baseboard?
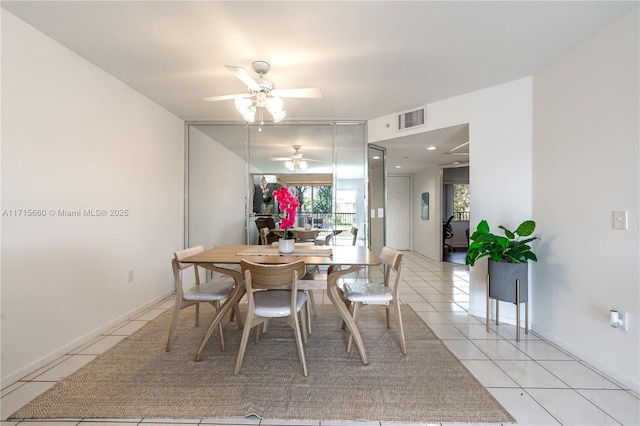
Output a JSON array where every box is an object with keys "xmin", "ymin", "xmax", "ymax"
[{"xmin": 0, "ymin": 291, "xmax": 173, "ymax": 389}]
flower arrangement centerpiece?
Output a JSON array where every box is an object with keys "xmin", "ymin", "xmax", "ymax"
[
  {"xmin": 260, "ymin": 176, "xmax": 273, "ymax": 214},
  {"xmin": 260, "ymin": 176, "xmax": 272, "ymax": 204},
  {"xmin": 273, "ymin": 186, "xmax": 298, "ymax": 253}
]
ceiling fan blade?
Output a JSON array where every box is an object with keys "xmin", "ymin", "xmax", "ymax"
[
  {"xmin": 271, "ymin": 88, "xmax": 323, "ymax": 99},
  {"xmin": 225, "ymin": 65, "xmax": 260, "ymax": 91},
  {"xmin": 202, "ymin": 93, "xmax": 246, "ymax": 102}
]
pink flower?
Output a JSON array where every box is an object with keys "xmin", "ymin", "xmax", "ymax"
[{"xmin": 273, "ymin": 187, "xmax": 299, "ymax": 237}]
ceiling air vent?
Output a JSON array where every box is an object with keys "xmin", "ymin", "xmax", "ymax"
[{"xmin": 397, "ymin": 107, "xmax": 425, "ymax": 131}]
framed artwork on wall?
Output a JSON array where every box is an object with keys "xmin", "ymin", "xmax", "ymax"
[{"xmin": 421, "ymin": 192, "xmax": 429, "ymax": 220}]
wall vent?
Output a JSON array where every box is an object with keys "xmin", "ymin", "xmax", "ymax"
[{"xmin": 397, "ymin": 107, "xmax": 425, "ymax": 131}]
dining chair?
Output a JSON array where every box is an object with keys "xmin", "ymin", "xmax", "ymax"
[
  {"xmin": 236, "ymin": 259, "xmax": 309, "ymax": 376},
  {"xmin": 294, "ymin": 229, "xmax": 319, "ymax": 243},
  {"xmin": 341, "ymin": 246, "xmax": 406, "ymax": 355},
  {"xmin": 166, "ymin": 245, "xmax": 238, "ymax": 352},
  {"xmin": 259, "ymin": 227, "xmax": 271, "ymax": 245},
  {"xmin": 351, "ymin": 226, "xmax": 359, "ymax": 245},
  {"xmin": 261, "ymin": 238, "xmax": 317, "ymax": 334},
  {"xmin": 255, "ymin": 217, "xmax": 280, "ymax": 245},
  {"xmin": 315, "ymin": 232, "xmax": 333, "ymax": 246}
]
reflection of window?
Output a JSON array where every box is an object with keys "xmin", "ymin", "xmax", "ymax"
[
  {"xmin": 336, "ymin": 190, "xmax": 356, "ymax": 214},
  {"xmin": 293, "ymin": 185, "xmax": 332, "ymax": 214},
  {"xmin": 443, "ymin": 183, "xmax": 470, "ymax": 221},
  {"xmin": 453, "ymin": 184, "xmax": 470, "ymax": 220}
]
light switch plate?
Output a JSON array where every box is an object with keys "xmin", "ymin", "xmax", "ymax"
[{"xmin": 613, "ymin": 211, "xmax": 628, "ymax": 230}]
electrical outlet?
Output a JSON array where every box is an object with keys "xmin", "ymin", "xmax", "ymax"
[{"xmin": 128, "ymin": 269, "xmax": 135, "ymax": 282}]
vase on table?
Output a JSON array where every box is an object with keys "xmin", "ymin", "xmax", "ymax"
[
  {"xmin": 278, "ymin": 238, "xmax": 295, "ymax": 254},
  {"xmin": 261, "ymin": 203, "xmax": 273, "ymax": 214}
]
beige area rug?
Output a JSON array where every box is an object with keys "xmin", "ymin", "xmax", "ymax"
[{"xmin": 11, "ymin": 303, "xmax": 514, "ymax": 423}]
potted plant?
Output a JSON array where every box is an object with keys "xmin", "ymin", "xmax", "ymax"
[
  {"xmin": 273, "ymin": 187, "xmax": 299, "ymax": 253},
  {"xmin": 466, "ymin": 219, "xmax": 539, "ymax": 339},
  {"xmin": 466, "ymin": 219, "xmax": 538, "ymax": 266},
  {"xmin": 260, "ymin": 176, "xmax": 273, "ymax": 214}
]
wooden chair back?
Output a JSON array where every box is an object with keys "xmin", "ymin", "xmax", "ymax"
[
  {"xmin": 379, "ymin": 246, "xmax": 403, "ymax": 295},
  {"xmin": 241, "ymin": 259, "xmax": 306, "ymax": 290},
  {"xmin": 172, "ymin": 246, "xmax": 205, "ymax": 296},
  {"xmin": 294, "ymin": 229, "xmax": 319, "ymax": 242}
]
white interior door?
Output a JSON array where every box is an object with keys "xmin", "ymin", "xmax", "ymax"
[{"xmin": 386, "ymin": 176, "xmax": 411, "ymax": 250}]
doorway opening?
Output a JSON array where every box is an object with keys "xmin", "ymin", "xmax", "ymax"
[{"xmin": 442, "ymin": 166, "xmax": 470, "ymax": 264}]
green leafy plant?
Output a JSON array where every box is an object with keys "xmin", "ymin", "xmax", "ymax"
[{"xmin": 466, "ymin": 220, "xmax": 539, "ymax": 266}]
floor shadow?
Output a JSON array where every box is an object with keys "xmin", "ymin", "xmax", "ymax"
[{"xmin": 443, "ymin": 248, "xmax": 467, "ymax": 265}]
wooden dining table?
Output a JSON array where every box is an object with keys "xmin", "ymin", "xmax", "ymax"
[{"xmin": 181, "ymin": 244, "xmax": 381, "ymax": 364}]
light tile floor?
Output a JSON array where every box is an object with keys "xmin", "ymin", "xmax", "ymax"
[{"xmin": 2, "ymin": 251, "xmax": 639, "ymax": 426}]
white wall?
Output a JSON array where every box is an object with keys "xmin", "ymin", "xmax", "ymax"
[
  {"xmin": 371, "ymin": 78, "xmax": 534, "ymax": 320},
  {"xmin": 532, "ymin": 9, "xmax": 639, "ymax": 390},
  {"xmin": 411, "ymin": 167, "xmax": 442, "ymax": 259},
  {"xmin": 431, "ymin": 79, "xmax": 534, "ymax": 321},
  {"xmin": 1, "ymin": 12, "xmax": 185, "ymax": 386},
  {"xmin": 187, "ymin": 127, "xmax": 247, "ymax": 248},
  {"xmin": 377, "ymin": 9, "xmax": 640, "ymax": 391}
]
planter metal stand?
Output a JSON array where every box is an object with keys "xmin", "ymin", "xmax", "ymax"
[{"xmin": 486, "ymin": 260, "xmax": 529, "ymax": 341}]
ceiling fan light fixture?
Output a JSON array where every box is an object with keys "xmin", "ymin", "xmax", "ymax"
[
  {"xmin": 271, "ymin": 110, "xmax": 287, "ymax": 123},
  {"xmin": 205, "ymin": 61, "xmax": 321, "ymax": 125},
  {"xmin": 234, "ymin": 97, "xmax": 252, "ymax": 113},
  {"xmin": 266, "ymin": 95, "xmax": 284, "ymax": 113},
  {"xmin": 284, "ymin": 158, "xmax": 307, "ymax": 171},
  {"xmin": 239, "ymin": 108, "xmax": 256, "ymax": 123}
]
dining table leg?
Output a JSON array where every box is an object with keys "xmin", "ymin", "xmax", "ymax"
[
  {"xmin": 194, "ymin": 265, "xmax": 245, "ymax": 362},
  {"xmin": 326, "ymin": 265, "xmax": 369, "ymax": 365}
]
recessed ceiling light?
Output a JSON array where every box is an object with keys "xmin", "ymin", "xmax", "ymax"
[
  {"xmin": 372, "ymin": 155, "xmax": 381, "ymax": 160},
  {"xmin": 395, "ymin": 165, "xmax": 402, "ymax": 169},
  {"xmin": 427, "ymin": 146, "xmax": 437, "ymax": 151}
]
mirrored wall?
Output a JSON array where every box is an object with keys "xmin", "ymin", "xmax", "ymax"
[{"xmin": 186, "ymin": 121, "xmax": 367, "ymax": 247}]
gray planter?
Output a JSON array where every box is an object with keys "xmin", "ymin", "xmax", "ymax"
[
  {"xmin": 488, "ymin": 259, "xmax": 528, "ymax": 303},
  {"xmin": 486, "ymin": 259, "xmax": 529, "ymax": 341}
]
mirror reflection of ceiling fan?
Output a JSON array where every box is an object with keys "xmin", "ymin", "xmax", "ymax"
[
  {"xmin": 202, "ymin": 60, "xmax": 322, "ymax": 124},
  {"xmin": 270, "ymin": 145, "xmax": 320, "ymax": 171}
]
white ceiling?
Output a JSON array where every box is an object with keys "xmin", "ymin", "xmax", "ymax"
[{"xmin": 3, "ymin": 1, "xmax": 637, "ymax": 174}]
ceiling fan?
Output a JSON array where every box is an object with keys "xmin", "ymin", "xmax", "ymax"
[
  {"xmin": 202, "ymin": 60, "xmax": 322, "ymax": 124},
  {"xmin": 270, "ymin": 145, "xmax": 320, "ymax": 171}
]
